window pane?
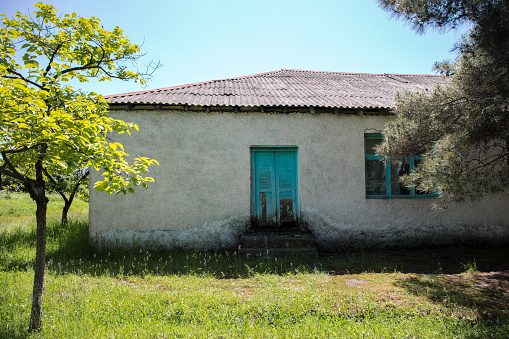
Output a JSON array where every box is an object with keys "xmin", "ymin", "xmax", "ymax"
[
  {"xmin": 390, "ymin": 159, "xmax": 411, "ymax": 196},
  {"xmin": 366, "ymin": 159, "xmax": 387, "ymax": 196},
  {"xmin": 365, "ymin": 137, "xmax": 382, "ymax": 156}
]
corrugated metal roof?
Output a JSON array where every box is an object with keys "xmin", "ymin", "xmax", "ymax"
[{"xmin": 105, "ymin": 69, "xmax": 449, "ymax": 109}]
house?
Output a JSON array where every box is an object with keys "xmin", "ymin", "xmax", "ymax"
[{"xmin": 89, "ymin": 69, "xmax": 509, "ymax": 251}]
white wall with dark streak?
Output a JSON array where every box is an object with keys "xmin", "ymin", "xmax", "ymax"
[{"xmin": 89, "ymin": 110, "xmax": 509, "ymax": 251}]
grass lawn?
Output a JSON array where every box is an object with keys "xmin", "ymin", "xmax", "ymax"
[{"xmin": 0, "ymin": 192, "xmax": 508, "ymax": 338}]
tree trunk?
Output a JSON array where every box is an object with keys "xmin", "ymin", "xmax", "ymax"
[
  {"xmin": 61, "ymin": 200, "xmax": 70, "ymax": 225},
  {"xmin": 28, "ymin": 143, "xmax": 49, "ymax": 332},
  {"xmin": 29, "ymin": 195, "xmax": 49, "ymax": 332}
]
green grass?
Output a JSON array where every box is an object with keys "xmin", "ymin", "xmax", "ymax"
[
  {"xmin": 0, "ymin": 191, "xmax": 88, "ymax": 229},
  {"xmin": 1, "ymin": 192, "xmax": 508, "ymax": 338}
]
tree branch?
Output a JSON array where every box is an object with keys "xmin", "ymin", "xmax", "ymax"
[
  {"xmin": 69, "ymin": 169, "xmax": 89, "ymax": 202},
  {"xmin": 42, "ymin": 166, "xmax": 68, "ymax": 203},
  {"xmin": 0, "ymin": 152, "xmax": 28, "ymax": 184},
  {"xmin": 43, "ymin": 41, "xmax": 67, "ymax": 78},
  {"xmin": 2, "ymin": 143, "xmax": 44, "ymax": 155},
  {"xmin": 3, "ymin": 70, "xmax": 45, "ymax": 91}
]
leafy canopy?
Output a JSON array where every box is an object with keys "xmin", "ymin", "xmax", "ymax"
[
  {"xmin": 376, "ymin": 0, "xmax": 509, "ymax": 202},
  {"xmin": 0, "ymin": 3, "xmax": 158, "ymax": 196}
]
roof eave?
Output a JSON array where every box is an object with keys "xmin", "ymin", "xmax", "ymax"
[{"xmin": 107, "ymin": 102, "xmax": 393, "ymax": 112}]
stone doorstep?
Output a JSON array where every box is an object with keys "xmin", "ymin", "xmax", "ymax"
[
  {"xmin": 240, "ymin": 247, "xmax": 319, "ymax": 259},
  {"xmin": 238, "ymin": 232, "xmax": 319, "ymax": 259},
  {"xmin": 240, "ymin": 233, "xmax": 316, "ymax": 248}
]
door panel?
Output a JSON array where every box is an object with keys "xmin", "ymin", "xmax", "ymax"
[
  {"xmin": 276, "ymin": 152, "xmax": 297, "ymax": 224},
  {"xmin": 254, "ymin": 152, "xmax": 276, "ymax": 227},
  {"xmin": 252, "ymin": 149, "xmax": 297, "ymax": 229}
]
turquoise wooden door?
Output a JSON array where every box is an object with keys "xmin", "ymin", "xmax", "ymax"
[{"xmin": 251, "ymin": 147, "xmax": 298, "ymax": 229}]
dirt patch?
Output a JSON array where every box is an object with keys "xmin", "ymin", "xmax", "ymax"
[{"xmin": 344, "ymin": 278, "xmax": 368, "ymax": 288}]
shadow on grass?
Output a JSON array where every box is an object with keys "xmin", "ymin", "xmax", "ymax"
[
  {"xmin": 322, "ymin": 245, "xmax": 509, "ymax": 275},
  {"xmin": 1, "ymin": 219, "xmax": 322, "ymax": 278},
  {"xmin": 394, "ymin": 270, "xmax": 509, "ymax": 334},
  {"xmin": 2, "ymin": 219, "xmax": 509, "ymax": 279},
  {"xmin": 2, "ymin": 220, "xmax": 509, "ymax": 338},
  {"xmin": 323, "ymin": 242, "xmax": 509, "ymax": 333}
]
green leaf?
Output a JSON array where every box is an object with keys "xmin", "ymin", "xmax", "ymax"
[{"xmin": 0, "ymin": 3, "xmax": 158, "ymax": 208}]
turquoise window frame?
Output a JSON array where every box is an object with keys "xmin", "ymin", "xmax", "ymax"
[{"xmin": 365, "ymin": 133, "xmax": 436, "ymax": 199}]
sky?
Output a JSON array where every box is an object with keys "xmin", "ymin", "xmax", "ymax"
[{"xmin": 0, "ymin": 0, "xmax": 469, "ymax": 96}]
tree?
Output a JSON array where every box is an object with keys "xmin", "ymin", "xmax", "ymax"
[
  {"xmin": 45, "ymin": 168, "xmax": 90, "ymax": 225},
  {"xmin": 0, "ymin": 4, "xmax": 159, "ymax": 331},
  {"xmin": 376, "ymin": 0, "xmax": 509, "ymax": 202}
]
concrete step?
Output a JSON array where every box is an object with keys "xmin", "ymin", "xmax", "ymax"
[
  {"xmin": 239, "ymin": 232, "xmax": 319, "ymax": 259},
  {"xmin": 240, "ymin": 233, "xmax": 316, "ymax": 248},
  {"xmin": 240, "ymin": 247, "xmax": 319, "ymax": 259}
]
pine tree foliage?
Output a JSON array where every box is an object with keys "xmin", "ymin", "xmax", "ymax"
[{"xmin": 377, "ymin": 0, "xmax": 509, "ymax": 202}]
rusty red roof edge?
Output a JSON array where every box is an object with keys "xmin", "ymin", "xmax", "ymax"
[
  {"xmin": 108, "ymin": 102, "xmax": 393, "ymax": 109},
  {"xmin": 105, "ymin": 69, "xmax": 446, "ymax": 99}
]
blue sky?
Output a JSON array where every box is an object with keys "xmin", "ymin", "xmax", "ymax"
[{"xmin": 1, "ymin": 0, "xmax": 469, "ymax": 96}]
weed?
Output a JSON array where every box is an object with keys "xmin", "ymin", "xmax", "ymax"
[{"xmin": 462, "ymin": 259, "xmax": 479, "ymax": 274}]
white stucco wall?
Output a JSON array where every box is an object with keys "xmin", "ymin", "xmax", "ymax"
[{"xmin": 89, "ymin": 109, "xmax": 509, "ymax": 251}]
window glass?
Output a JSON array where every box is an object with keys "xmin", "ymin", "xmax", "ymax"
[
  {"xmin": 366, "ymin": 159, "xmax": 387, "ymax": 196},
  {"xmin": 390, "ymin": 158, "xmax": 411, "ymax": 196},
  {"xmin": 365, "ymin": 137, "xmax": 382, "ymax": 156}
]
